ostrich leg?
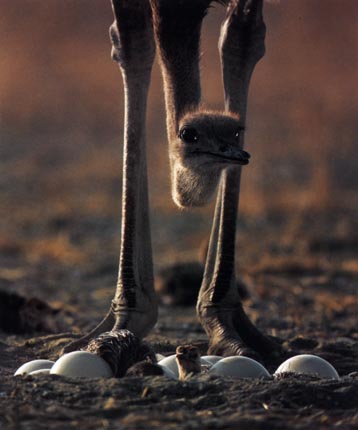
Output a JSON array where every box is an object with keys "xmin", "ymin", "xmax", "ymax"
[
  {"xmin": 197, "ymin": 0, "xmax": 282, "ymax": 361},
  {"xmin": 65, "ymin": 0, "xmax": 157, "ymax": 352}
]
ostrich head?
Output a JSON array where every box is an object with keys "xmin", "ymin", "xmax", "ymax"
[{"xmin": 170, "ymin": 110, "xmax": 250, "ymax": 208}]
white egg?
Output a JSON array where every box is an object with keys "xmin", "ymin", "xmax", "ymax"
[
  {"xmin": 158, "ymin": 353, "xmax": 223, "ymax": 376},
  {"xmin": 29, "ymin": 368, "xmax": 51, "ymax": 376},
  {"xmin": 159, "ymin": 365, "xmax": 178, "ymax": 380},
  {"xmin": 201, "ymin": 355, "xmax": 223, "ymax": 366},
  {"xmin": 274, "ymin": 354, "xmax": 339, "ymax": 379},
  {"xmin": 157, "ymin": 354, "xmax": 179, "ymax": 377},
  {"xmin": 155, "ymin": 353, "xmax": 165, "ymax": 361},
  {"xmin": 50, "ymin": 351, "xmax": 113, "ymax": 378},
  {"xmin": 14, "ymin": 359, "xmax": 55, "ymax": 376},
  {"xmin": 209, "ymin": 356, "xmax": 271, "ymax": 379}
]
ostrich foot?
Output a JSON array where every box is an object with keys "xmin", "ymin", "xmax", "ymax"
[
  {"xmin": 63, "ymin": 297, "xmax": 157, "ymax": 354},
  {"xmin": 62, "ymin": 307, "xmax": 116, "ymax": 353},
  {"xmin": 198, "ymin": 302, "xmax": 284, "ymax": 364}
]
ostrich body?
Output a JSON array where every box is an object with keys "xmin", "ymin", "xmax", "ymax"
[
  {"xmin": 84, "ymin": 330, "xmax": 156, "ymax": 377},
  {"xmin": 65, "ymin": 0, "xmax": 282, "ymax": 363}
]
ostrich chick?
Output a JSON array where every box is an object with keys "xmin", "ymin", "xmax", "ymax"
[{"xmin": 175, "ymin": 344, "xmax": 202, "ymax": 381}]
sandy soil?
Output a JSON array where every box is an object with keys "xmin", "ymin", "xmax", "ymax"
[{"xmin": 1, "ymin": 208, "xmax": 357, "ymax": 430}]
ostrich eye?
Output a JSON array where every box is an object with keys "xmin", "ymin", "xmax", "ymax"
[
  {"xmin": 235, "ymin": 127, "xmax": 245, "ymax": 140},
  {"xmin": 179, "ymin": 127, "xmax": 199, "ymax": 143}
]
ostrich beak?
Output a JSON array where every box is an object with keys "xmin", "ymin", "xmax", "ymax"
[
  {"xmin": 187, "ymin": 140, "xmax": 251, "ymax": 165},
  {"xmin": 206, "ymin": 147, "xmax": 251, "ymax": 165}
]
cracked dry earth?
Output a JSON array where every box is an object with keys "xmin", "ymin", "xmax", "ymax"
[{"xmin": 1, "ymin": 210, "xmax": 358, "ymax": 430}]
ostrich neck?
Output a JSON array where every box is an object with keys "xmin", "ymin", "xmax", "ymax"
[
  {"xmin": 161, "ymin": 59, "xmax": 201, "ymax": 142},
  {"xmin": 152, "ymin": 4, "xmax": 204, "ymax": 143}
]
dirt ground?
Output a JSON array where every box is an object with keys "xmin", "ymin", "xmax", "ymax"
[{"xmin": 1, "ymin": 205, "xmax": 357, "ymax": 430}]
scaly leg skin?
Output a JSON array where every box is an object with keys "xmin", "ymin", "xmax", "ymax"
[
  {"xmin": 64, "ymin": 0, "xmax": 157, "ymax": 353},
  {"xmin": 197, "ymin": 0, "xmax": 283, "ymax": 363}
]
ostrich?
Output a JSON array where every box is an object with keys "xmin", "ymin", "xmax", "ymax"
[
  {"xmin": 176, "ymin": 345, "xmax": 202, "ymax": 381},
  {"xmin": 65, "ymin": 0, "xmax": 282, "ymax": 363}
]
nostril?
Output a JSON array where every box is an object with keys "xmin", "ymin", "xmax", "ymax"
[{"xmin": 242, "ymin": 150, "xmax": 250, "ymax": 159}]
